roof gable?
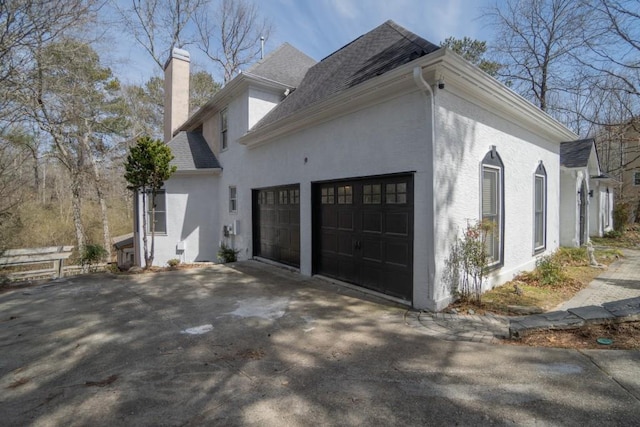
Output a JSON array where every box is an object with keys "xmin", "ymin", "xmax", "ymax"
[
  {"xmin": 250, "ymin": 20, "xmax": 439, "ymax": 131},
  {"xmin": 560, "ymin": 139, "xmax": 597, "ymax": 168},
  {"xmin": 168, "ymin": 131, "xmax": 221, "ymax": 171},
  {"xmin": 247, "ymin": 43, "xmax": 316, "ymax": 86}
]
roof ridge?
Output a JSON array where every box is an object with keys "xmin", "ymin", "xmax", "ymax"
[{"xmin": 385, "ymin": 20, "xmax": 434, "ymax": 53}]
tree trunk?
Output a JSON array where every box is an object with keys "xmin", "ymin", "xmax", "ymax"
[
  {"xmin": 70, "ymin": 174, "xmax": 86, "ymax": 253},
  {"xmin": 80, "ymin": 132, "xmax": 111, "ymax": 260},
  {"xmin": 141, "ymin": 189, "xmax": 151, "ymax": 269},
  {"xmin": 148, "ymin": 190, "xmax": 156, "ymax": 268}
]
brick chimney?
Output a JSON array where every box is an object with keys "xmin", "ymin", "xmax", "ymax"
[{"xmin": 164, "ymin": 48, "xmax": 190, "ymax": 143}]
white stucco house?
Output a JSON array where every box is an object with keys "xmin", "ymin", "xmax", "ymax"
[
  {"xmin": 559, "ymin": 139, "xmax": 615, "ymax": 246},
  {"xmin": 134, "ymin": 21, "xmax": 586, "ymax": 310}
]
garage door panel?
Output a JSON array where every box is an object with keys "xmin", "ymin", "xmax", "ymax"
[
  {"xmin": 360, "ymin": 265, "xmax": 383, "ymax": 290},
  {"xmin": 361, "ymin": 238, "xmax": 382, "ymax": 263},
  {"xmin": 386, "ymin": 212, "xmax": 409, "ymax": 236},
  {"xmin": 254, "ymin": 185, "xmax": 300, "ymax": 267},
  {"xmin": 322, "ymin": 208, "xmax": 338, "ymax": 228},
  {"xmin": 338, "ymin": 211, "xmax": 354, "ymax": 230},
  {"xmin": 315, "ymin": 175, "xmax": 413, "ymax": 302},
  {"xmin": 362, "ymin": 211, "xmax": 382, "ymax": 233},
  {"xmin": 338, "ymin": 233, "xmax": 355, "ymax": 256},
  {"xmin": 386, "ymin": 241, "xmax": 410, "ymax": 267}
]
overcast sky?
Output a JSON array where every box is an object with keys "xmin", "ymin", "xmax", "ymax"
[{"xmin": 107, "ymin": 0, "xmax": 496, "ymax": 85}]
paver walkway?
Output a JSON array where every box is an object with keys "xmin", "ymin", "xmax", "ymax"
[
  {"xmin": 557, "ymin": 248, "xmax": 640, "ymax": 310},
  {"xmin": 406, "ymin": 248, "xmax": 640, "ymax": 342}
]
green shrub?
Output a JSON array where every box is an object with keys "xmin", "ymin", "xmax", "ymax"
[
  {"xmin": 535, "ymin": 254, "xmax": 566, "ymax": 286},
  {"xmin": 604, "ymin": 229, "xmax": 622, "ymax": 239},
  {"xmin": 555, "ymin": 247, "xmax": 587, "ymax": 266},
  {"xmin": 167, "ymin": 258, "xmax": 180, "ymax": 268},
  {"xmin": 217, "ymin": 243, "xmax": 240, "ymax": 263},
  {"xmin": 80, "ymin": 244, "xmax": 108, "ymax": 270}
]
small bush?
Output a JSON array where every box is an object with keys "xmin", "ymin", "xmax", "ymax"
[
  {"xmin": 217, "ymin": 243, "xmax": 240, "ymax": 263},
  {"xmin": 445, "ymin": 220, "xmax": 494, "ymax": 303},
  {"xmin": 80, "ymin": 244, "xmax": 108, "ymax": 270},
  {"xmin": 555, "ymin": 247, "xmax": 587, "ymax": 266},
  {"xmin": 167, "ymin": 258, "xmax": 180, "ymax": 268},
  {"xmin": 604, "ymin": 229, "xmax": 622, "ymax": 239},
  {"xmin": 535, "ymin": 254, "xmax": 566, "ymax": 286}
]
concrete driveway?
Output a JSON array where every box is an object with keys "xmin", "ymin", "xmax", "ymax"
[{"xmin": 1, "ymin": 261, "xmax": 639, "ymax": 426}]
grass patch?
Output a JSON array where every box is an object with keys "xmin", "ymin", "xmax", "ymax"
[
  {"xmin": 449, "ymin": 246, "xmax": 622, "ymax": 315},
  {"xmin": 591, "ymin": 224, "xmax": 640, "ymax": 248}
]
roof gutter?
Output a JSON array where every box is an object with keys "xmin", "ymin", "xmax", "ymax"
[{"xmin": 412, "ymin": 66, "xmax": 437, "ymax": 306}]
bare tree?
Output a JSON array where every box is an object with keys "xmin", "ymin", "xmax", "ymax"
[
  {"xmin": 195, "ymin": 0, "xmax": 271, "ymax": 83},
  {"xmin": 485, "ymin": 0, "xmax": 588, "ymax": 113},
  {"xmin": 115, "ymin": 0, "xmax": 270, "ymax": 82},
  {"xmin": 114, "ymin": 0, "xmax": 208, "ymax": 70},
  {"xmin": 578, "ymin": 0, "xmax": 639, "ymax": 123}
]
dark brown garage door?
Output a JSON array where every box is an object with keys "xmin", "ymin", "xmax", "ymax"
[
  {"xmin": 253, "ymin": 185, "xmax": 300, "ymax": 267},
  {"xmin": 313, "ymin": 174, "xmax": 413, "ymax": 301}
]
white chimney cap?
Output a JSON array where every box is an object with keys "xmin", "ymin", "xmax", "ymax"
[{"xmin": 172, "ymin": 48, "xmax": 190, "ymax": 62}]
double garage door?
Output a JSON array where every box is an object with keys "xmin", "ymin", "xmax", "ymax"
[{"xmin": 253, "ymin": 174, "xmax": 414, "ymax": 302}]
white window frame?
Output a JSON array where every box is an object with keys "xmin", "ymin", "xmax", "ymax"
[
  {"xmin": 229, "ymin": 186, "xmax": 237, "ymax": 213},
  {"xmin": 604, "ymin": 189, "xmax": 610, "ymax": 228},
  {"xmin": 220, "ymin": 108, "xmax": 228, "ymax": 151},
  {"xmin": 634, "ymin": 171, "xmax": 640, "ymax": 186},
  {"xmin": 533, "ymin": 172, "xmax": 546, "ymax": 253},
  {"xmin": 482, "ymin": 165, "xmax": 502, "ymax": 267},
  {"xmin": 146, "ymin": 190, "xmax": 167, "ymax": 234}
]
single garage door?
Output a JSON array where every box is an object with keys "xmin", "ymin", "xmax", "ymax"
[
  {"xmin": 253, "ymin": 185, "xmax": 300, "ymax": 267},
  {"xmin": 314, "ymin": 174, "xmax": 413, "ymax": 301}
]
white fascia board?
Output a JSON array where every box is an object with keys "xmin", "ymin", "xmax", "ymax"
[
  {"xmin": 239, "ymin": 48, "xmax": 578, "ymax": 148},
  {"xmin": 173, "ymin": 168, "xmax": 222, "ymax": 176},
  {"xmin": 178, "ymin": 73, "xmax": 291, "ymax": 133},
  {"xmin": 437, "ymin": 51, "xmax": 578, "ymax": 142}
]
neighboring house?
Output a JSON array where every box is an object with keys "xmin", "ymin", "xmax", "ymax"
[
  {"xmin": 113, "ymin": 233, "xmax": 134, "ymax": 269},
  {"xmin": 595, "ymin": 119, "xmax": 640, "ymax": 222},
  {"xmin": 559, "ymin": 139, "xmax": 615, "ymax": 247},
  {"xmin": 134, "ymin": 21, "xmax": 580, "ymax": 310}
]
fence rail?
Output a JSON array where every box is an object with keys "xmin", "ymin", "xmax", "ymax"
[{"xmin": 1, "ymin": 246, "xmax": 75, "ymax": 281}]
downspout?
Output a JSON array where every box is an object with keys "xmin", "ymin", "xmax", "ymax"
[{"xmin": 413, "ymin": 66, "xmax": 437, "ymax": 307}]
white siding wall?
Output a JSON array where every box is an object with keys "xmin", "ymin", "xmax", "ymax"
[
  {"xmin": 218, "ymin": 89, "xmax": 433, "ymax": 304},
  {"xmin": 146, "ymin": 80, "xmax": 568, "ymax": 311},
  {"xmin": 560, "ymin": 169, "xmax": 592, "ymax": 246},
  {"xmin": 137, "ymin": 174, "xmax": 219, "ymax": 266},
  {"xmin": 432, "ymin": 89, "xmax": 561, "ymax": 309}
]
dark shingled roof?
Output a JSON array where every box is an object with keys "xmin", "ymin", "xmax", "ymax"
[
  {"xmin": 560, "ymin": 138, "xmax": 595, "ymax": 168},
  {"xmin": 168, "ymin": 131, "xmax": 221, "ymax": 170},
  {"xmin": 251, "ymin": 20, "xmax": 440, "ymax": 131},
  {"xmin": 247, "ymin": 43, "xmax": 316, "ymax": 86}
]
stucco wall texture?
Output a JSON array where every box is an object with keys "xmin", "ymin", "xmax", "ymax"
[{"xmin": 145, "ymin": 80, "xmax": 570, "ymax": 310}]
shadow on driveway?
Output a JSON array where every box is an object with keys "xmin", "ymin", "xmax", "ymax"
[{"xmin": 1, "ymin": 261, "xmax": 638, "ymax": 425}]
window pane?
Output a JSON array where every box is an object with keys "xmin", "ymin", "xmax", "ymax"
[
  {"xmin": 321, "ymin": 187, "xmax": 334, "ymax": 204},
  {"xmin": 535, "ymin": 212, "xmax": 544, "ymax": 247},
  {"xmin": 337, "ymin": 185, "xmax": 352, "ymax": 204},
  {"xmin": 147, "ymin": 191, "xmax": 166, "ymax": 233},
  {"xmin": 151, "ymin": 212, "xmax": 166, "ymax": 234},
  {"xmin": 363, "ymin": 184, "xmax": 381, "ymax": 204},
  {"xmin": 482, "ymin": 169, "xmax": 497, "ymax": 216},
  {"xmin": 279, "ymin": 190, "xmax": 288, "ymax": 205},
  {"xmin": 534, "ymin": 175, "xmax": 545, "ymax": 249},
  {"xmin": 482, "ymin": 167, "xmax": 500, "ymax": 263}
]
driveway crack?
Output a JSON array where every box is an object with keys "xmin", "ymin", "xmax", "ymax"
[{"xmin": 578, "ymin": 349, "xmax": 640, "ymax": 403}]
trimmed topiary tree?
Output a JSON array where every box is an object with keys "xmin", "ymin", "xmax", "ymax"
[{"xmin": 124, "ymin": 136, "xmax": 176, "ymax": 269}]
